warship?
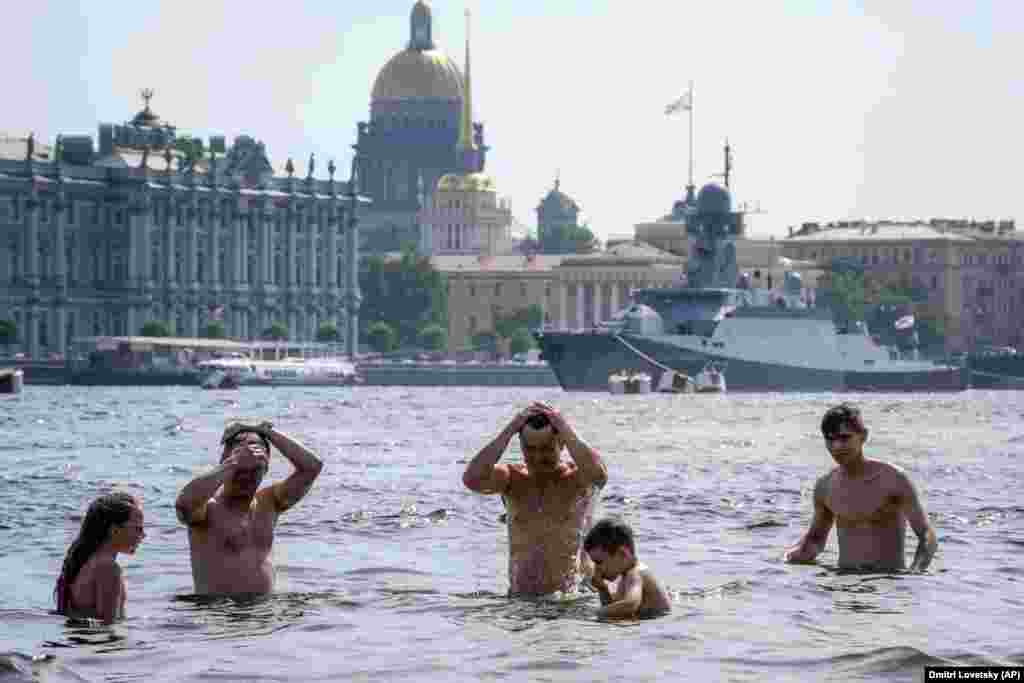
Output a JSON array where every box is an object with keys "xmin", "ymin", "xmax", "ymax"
[{"xmin": 534, "ymin": 159, "xmax": 967, "ymax": 393}]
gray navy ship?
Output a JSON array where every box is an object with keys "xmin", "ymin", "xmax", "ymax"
[{"xmin": 534, "ymin": 181, "xmax": 968, "ymax": 393}]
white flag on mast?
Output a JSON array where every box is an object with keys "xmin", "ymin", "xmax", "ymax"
[{"xmin": 665, "ymin": 91, "xmax": 693, "ymax": 115}]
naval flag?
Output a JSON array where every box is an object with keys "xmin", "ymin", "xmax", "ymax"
[
  {"xmin": 894, "ymin": 314, "xmax": 915, "ymax": 330},
  {"xmin": 665, "ymin": 91, "xmax": 693, "ymax": 115}
]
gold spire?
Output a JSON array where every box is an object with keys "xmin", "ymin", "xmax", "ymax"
[{"xmin": 458, "ymin": 8, "xmax": 477, "ymax": 152}]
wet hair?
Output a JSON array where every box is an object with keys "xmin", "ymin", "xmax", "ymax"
[
  {"xmin": 220, "ymin": 430, "xmax": 271, "ymax": 462},
  {"xmin": 583, "ymin": 518, "xmax": 636, "ymax": 555},
  {"xmin": 54, "ymin": 492, "xmax": 138, "ymax": 614},
  {"xmin": 520, "ymin": 411, "xmax": 558, "ymax": 437},
  {"xmin": 821, "ymin": 403, "xmax": 867, "ymax": 437}
]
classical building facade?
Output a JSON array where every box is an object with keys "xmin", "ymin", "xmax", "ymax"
[
  {"xmin": 782, "ymin": 219, "xmax": 1023, "ymax": 351},
  {"xmin": 437, "ymin": 242, "xmax": 684, "ymax": 352},
  {"xmin": 0, "ymin": 99, "xmax": 367, "ymax": 359},
  {"xmin": 354, "ymin": 0, "xmax": 490, "ymax": 253}
]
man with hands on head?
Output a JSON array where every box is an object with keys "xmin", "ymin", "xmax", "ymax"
[
  {"xmin": 462, "ymin": 402, "xmax": 607, "ymax": 596},
  {"xmin": 175, "ymin": 421, "xmax": 324, "ymax": 595}
]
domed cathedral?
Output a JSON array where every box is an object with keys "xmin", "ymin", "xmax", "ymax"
[
  {"xmin": 416, "ymin": 7, "xmax": 512, "ymax": 256},
  {"xmin": 354, "ymin": 0, "xmax": 490, "ymax": 253}
]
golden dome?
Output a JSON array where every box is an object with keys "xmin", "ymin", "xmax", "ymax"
[
  {"xmin": 437, "ymin": 172, "xmax": 495, "ymax": 193},
  {"xmin": 372, "ymin": 48, "xmax": 464, "ymax": 101}
]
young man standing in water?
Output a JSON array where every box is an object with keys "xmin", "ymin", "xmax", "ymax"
[
  {"xmin": 175, "ymin": 421, "xmax": 323, "ymax": 594},
  {"xmin": 463, "ymin": 402, "xmax": 607, "ymax": 595},
  {"xmin": 785, "ymin": 403, "xmax": 938, "ymax": 572}
]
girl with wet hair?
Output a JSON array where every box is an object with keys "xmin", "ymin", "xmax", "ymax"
[{"xmin": 54, "ymin": 492, "xmax": 145, "ymax": 624}]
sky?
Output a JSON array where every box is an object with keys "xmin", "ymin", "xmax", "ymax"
[{"xmin": 6, "ymin": 0, "xmax": 1022, "ymax": 242}]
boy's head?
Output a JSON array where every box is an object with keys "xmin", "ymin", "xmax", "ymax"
[
  {"xmin": 583, "ymin": 518, "xmax": 637, "ymax": 579},
  {"xmin": 820, "ymin": 403, "xmax": 869, "ymax": 465}
]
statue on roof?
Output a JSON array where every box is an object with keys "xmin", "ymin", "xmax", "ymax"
[
  {"xmin": 307, "ymin": 153, "xmax": 315, "ymax": 179},
  {"xmin": 327, "ymin": 159, "xmax": 336, "ymax": 181},
  {"xmin": 26, "ymin": 132, "xmax": 34, "ymax": 161},
  {"xmin": 53, "ymin": 135, "xmax": 63, "ymax": 163},
  {"xmin": 285, "ymin": 157, "xmax": 295, "ymax": 178},
  {"xmin": 164, "ymin": 145, "xmax": 173, "ymax": 171}
]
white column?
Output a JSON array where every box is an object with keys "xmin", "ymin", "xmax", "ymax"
[
  {"xmin": 164, "ymin": 201, "xmax": 175, "ymax": 287},
  {"xmin": 610, "ymin": 278, "xmax": 620, "ymax": 316},
  {"xmin": 575, "ymin": 281, "xmax": 584, "ymax": 330},
  {"xmin": 592, "ymin": 279, "xmax": 601, "ymax": 325},
  {"xmin": 207, "ymin": 202, "xmax": 220, "ymax": 287},
  {"xmin": 305, "ymin": 209, "xmax": 316, "ymax": 288},
  {"xmin": 559, "ymin": 280, "xmax": 568, "ymax": 330}
]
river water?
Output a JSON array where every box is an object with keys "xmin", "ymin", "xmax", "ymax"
[{"xmin": 0, "ymin": 386, "xmax": 1021, "ymax": 682}]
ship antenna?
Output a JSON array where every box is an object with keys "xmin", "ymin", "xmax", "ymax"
[
  {"xmin": 723, "ymin": 138, "xmax": 732, "ymax": 191},
  {"xmin": 687, "ymin": 81, "xmax": 695, "ymax": 198}
]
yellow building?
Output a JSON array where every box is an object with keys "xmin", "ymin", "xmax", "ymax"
[{"xmin": 435, "ymin": 241, "xmax": 684, "ymax": 352}]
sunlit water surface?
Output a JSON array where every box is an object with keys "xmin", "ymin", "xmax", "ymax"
[{"xmin": 0, "ymin": 386, "xmax": 1022, "ymax": 682}]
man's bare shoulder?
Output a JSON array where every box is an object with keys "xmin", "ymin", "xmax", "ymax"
[{"xmin": 870, "ymin": 460, "xmax": 916, "ymax": 492}]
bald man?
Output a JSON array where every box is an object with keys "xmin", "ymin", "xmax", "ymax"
[{"xmin": 463, "ymin": 402, "xmax": 607, "ymax": 596}]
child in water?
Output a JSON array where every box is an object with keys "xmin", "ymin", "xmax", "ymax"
[
  {"xmin": 54, "ymin": 492, "xmax": 145, "ymax": 624},
  {"xmin": 584, "ymin": 518, "xmax": 672, "ymax": 619}
]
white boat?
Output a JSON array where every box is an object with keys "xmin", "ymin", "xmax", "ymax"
[{"xmin": 197, "ymin": 355, "xmax": 360, "ymax": 388}]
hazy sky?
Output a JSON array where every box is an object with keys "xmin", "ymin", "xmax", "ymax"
[{"xmin": 7, "ymin": 0, "xmax": 1022, "ymax": 241}]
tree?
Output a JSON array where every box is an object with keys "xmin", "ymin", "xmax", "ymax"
[
  {"xmin": 418, "ymin": 323, "xmax": 447, "ymax": 351},
  {"xmin": 202, "ymin": 321, "xmax": 226, "ymax": 339},
  {"xmin": 262, "ymin": 322, "xmax": 289, "ymax": 341},
  {"xmin": 174, "ymin": 136, "xmax": 205, "ymax": 164},
  {"xmin": 359, "ymin": 245, "xmax": 448, "ymax": 349},
  {"xmin": 820, "ymin": 270, "xmax": 866, "ymax": 325},
  {"xmin": 509, "ymin": 328, "xmax": 536, "ymax": 355},
  {"xmin": 367, "ymin": 321, "xmax": 398, "ymax": 353},
  {"xmin": 493, "ymin": 304, "xmax": 544, "ymax": 340},
  {"xmin": 315, "ymin": 322, "xmax": 340, "ymax": 342},
  {"xmin": 537, "ymin": 223, "xmax": 600, "ymax": 254},
  {"xmin": 0, "ymin": 319, "xmax": 16, "ymax": 352},
  {"xmin": 139, "ymin": 320, "xmax": 171, "ymax": 337}
]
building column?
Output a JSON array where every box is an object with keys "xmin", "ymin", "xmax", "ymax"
[
  {"xmin": 24, "ymin": 194, "xmax": 40, "ymax": 289},
  {"xmin": 26, "ymin": 308, "xmax": 40, "ymax": 359},
  {"xmin": 188, "ymin": 305, "xmax": 199, "ymax": 338},
  {"xmin": 54, "ymin": 199, "xmax": 67, "ymax": 292},
  {"xmin": 576, "ymin": 281, "xmax": 585, "ymax": 330},
  {"xmin": 559, "ymin": 280, "xmax": 568, "ymax": 330},
  {"xmin": 286, "ymin": 208, "xmax": 297, "ymax": 289},
  {"xmin": 344, "ymin": 203, "xmax": 361, "ymax": 359},
  {"xmin": 164, "ymin": 201, "xmax": 176, "ymax": 288},
  {"xmin": 185, "ymin": 200, "xmax": 199, "ymax": 287},
  {"xmin": 326, "ymin": 206, "xmax": 338, "ymax": 295},
  {"xmin": 261, "ymin": 210, "xmax": 274, "ymax": 288},
  {"xmin": 592, "ymin": 280, "xmax": 601, "ymax": 325},
  {"xmin": 610, "ymin": 278, "xmax": 620, "ymax": 316},
  {"xmin": 232, "ymin": 205, "xmax": 245, "ymax": 287},
  {"xmin": 304, "ymin": 208, "xmax": 316, "ymax": 288},
  {"xmin": 207, "ymin": 203, "xmax": 220, "ymax": 288}
]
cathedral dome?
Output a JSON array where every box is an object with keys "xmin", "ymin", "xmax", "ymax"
[
  {"xmin": 437, "ymin": 171, "xmax": 495, "ymax": 192},
  {"xmin": 372, "ymin": 48, "xmax": 464, "ymax": 101}
]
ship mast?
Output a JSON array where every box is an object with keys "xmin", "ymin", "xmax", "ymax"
[{"xmin": 686, "ymin": 80, "xmax": 695, "ymax": 199}]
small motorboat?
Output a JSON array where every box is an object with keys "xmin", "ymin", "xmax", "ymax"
[
  {"xmin": 609, "ymin": 370, "xmax": 652, "ymax": 394},
  {"xmin": 694, "ymin": 362, "xmax": 727, "ymax": 393},
  {"xmin": 0, "ymin": 368, "xmax": 24, "ymax": 394}
]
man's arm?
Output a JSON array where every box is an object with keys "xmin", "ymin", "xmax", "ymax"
[
  {"xmin": 898, "ymin": 471, "xmax": 938, "ymax": 572},
  {"xmin": 784, "ymin": 475, "xmax": 835, "ymax": 563},
  {"xmin": 175, "ymin": 461, "xmax": 234, "ymax": 526},
  {"xmin": 462, "ymin": 426, "xmax": 515, "ymax": 494},
  {"xmin": 266, "ymin": 427, "xmax": 324, "ymax": 512},
  {"xmin": 591, "ymin": 573, "xmax": 614, "ymax": 606},
  {"xmin": 463, "ymin": 408, "xmax": 533, "ymax": 494},
  {"xmin": 536, "ymin": 403, "xmax": 607, "ymax": 488},
  {"xmin": 597, "ymin": 570, "xmax": 643, "ymax": 619},
  {"xmin": 92, "ymin": 564, "xmax": 123, "ymax": 625}
]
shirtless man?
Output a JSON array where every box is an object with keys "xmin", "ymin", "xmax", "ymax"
[
  {"xmin": 785, "ymin": 403, "xmax": 938, "ymax": 572},
  {"xmin": 463, "ymin": 402, "xmax": 607, "ymax": 595},
  {"xmin": 175, "ymin": 421, "xmax": 323, "ymax": 594}
]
